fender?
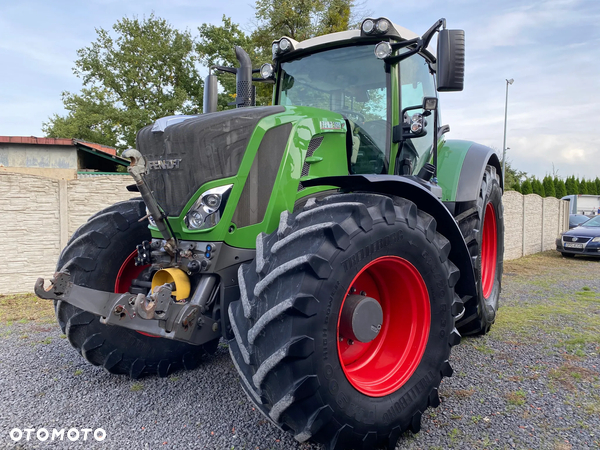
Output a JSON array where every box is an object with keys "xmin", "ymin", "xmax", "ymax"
[
  {"xmin": 437, "ymin": 140, "xmax": 503, "ymax": 204},
  {"xmin": 302, "ymin": 174, "xmax": 477, "ymax": 306}
]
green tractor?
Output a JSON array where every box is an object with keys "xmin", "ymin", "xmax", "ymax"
[{"xmin": 36, "ymin": 17, "xmax": 504, "ymax": 450}]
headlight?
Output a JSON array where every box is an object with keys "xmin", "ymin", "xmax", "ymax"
[
  {"xmin": 185, "ymin": 184, "xmax": 233, "ymax": 231},
  {"xmin": 592, "ymin": 237, "xmax": 600, "ymax": 243}
]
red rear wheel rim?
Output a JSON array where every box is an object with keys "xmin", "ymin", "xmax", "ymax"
[
  {"xmin": 481, "ymin": 203, "xmax": 498, "ymax": 299},
  {"xmin": 337, "ymin": 256, "xmax": 430, "ymax": 397},
  {"xmin": 115, "ymin": 250, "xmax": 157, "ymax": 338}
]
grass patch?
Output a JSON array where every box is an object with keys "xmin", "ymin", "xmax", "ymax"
[
  {"xmin": 130, "ymin": 382, "xmax": 144, "ymax": 392},
  {"xmin": 548, "ymin": 364, "xmax": 598, "ymax": 392},
  {"xmin": 505, "ymin": 389, "xmax": 526, "ymax": 406},
  {"xmin": 491, "ymin": 285, "xmax": 600, "ymax": 353},
  {"xmin": 74, "ymin": 369, "xmax": 83, "ymax": 376},
  {"xmin": 0, "ymin": 293, "xmax": 55, "ymax": 325}
]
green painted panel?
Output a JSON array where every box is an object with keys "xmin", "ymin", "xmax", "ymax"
[{"xmin": 436, "ymin": 139, "xmax": 474, "ymax": 202}]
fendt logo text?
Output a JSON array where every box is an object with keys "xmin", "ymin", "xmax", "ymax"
[{"xmin": 9, "ymin": 428, "xmax": 106, "ymax": 442}]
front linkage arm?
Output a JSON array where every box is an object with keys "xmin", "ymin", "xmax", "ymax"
[{"xmin": 35, "ymin": 271, "xmax": 220, "ymax": 346}]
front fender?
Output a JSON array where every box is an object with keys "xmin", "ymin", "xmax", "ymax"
[{"xmin": 302, "ymin": 174, "xmax": 477, "ymax": 305}]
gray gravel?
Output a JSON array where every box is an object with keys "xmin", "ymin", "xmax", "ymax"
[{"xmin": 1, "ymin": 252, "xmax": 599, "ymax": 449}]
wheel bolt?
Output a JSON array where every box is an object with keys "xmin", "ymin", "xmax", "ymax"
[
  {"xmin": 348, "ymin": 339, "xmax": 354, "ymax": 345},
  {"xmin": 360, "ymin": 291, "xmax": 366, "ymax": 296}
]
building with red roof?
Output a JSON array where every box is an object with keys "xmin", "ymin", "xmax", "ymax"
[{"xmin": 0, "ymin": 136, "xmax": 129, "ymax": 180}]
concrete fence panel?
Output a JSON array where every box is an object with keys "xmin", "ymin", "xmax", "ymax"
[{"xmin": 503, "ymin": 191, "xmax": 523, "ymax": 260}]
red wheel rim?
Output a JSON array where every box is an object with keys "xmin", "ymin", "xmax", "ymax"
[
  {"xmin": 337, "ymin": 256, "xmax": 430, "ymax": 397},
  {"xmin": 115, "ymin": 250, "xmax": 157, "ymax": 338},
  {"xmin": 481, "ymin": 203, "xmax": 498, "ymax": 299},
  {"xmin": 114, "ymin": 250, "xmax": 147, "ymax": 294}
]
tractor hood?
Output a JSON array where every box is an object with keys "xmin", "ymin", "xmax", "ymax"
[{"xmin": 136, "ymin": 106, "xmax": 284, "ymax": 217}]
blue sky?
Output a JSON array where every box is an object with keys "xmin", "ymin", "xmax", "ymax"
[{"xmin": 1, "ymin": 0, "xmax": 599, "ymax": 180}]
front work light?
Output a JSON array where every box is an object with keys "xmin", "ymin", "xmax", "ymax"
[
  {"xmin": 362, "ymin": 19, "xmax": 375, "ymax": 34},
  {"xmin": 260, "ymin": 63, "xmax": 274, "ymax": 79},
  {"xmin": 374, "ymin": 42, "xmax": 393, "ymax": 59},
  {"xmin": 279, "ymin": 38, "xmax": 292, "ymax": 52},
  {"xmin": 185, "ymin": 184, "xmax": 233, "ymax": 230}
]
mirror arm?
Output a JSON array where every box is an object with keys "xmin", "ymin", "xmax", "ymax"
[{"xmin": 421, "ymin": 18, "xmax": 446, "ymax": 49}]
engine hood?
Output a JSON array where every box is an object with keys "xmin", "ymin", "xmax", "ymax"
[
  {"xmin": 564, "ymin": 226, "xmax": 600, "ymax": 238},
  {"xmin": 136, "ymin": 106, "xmax": 285, "ymax": 217}
]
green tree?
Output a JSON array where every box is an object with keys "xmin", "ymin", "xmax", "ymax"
[
  {"xmin": 587, "ymin": 178, "xmax": 598, "ymax": 195},
  {"xmin": 531, "ymin": 177, "xmax": 545, "ymax": 197},
  {"xmin": 521, "ymin": 179, "xmax": 533, "ymax": 195},
  {"xmin": 511, "ymin": 181, "xmax": 521, "ymax": 193},
  {"xmin": 554, "ymin": 177, "xmax": 567, "ymax": 199},
  {"xmin": 43, "ymin": 14, "xmax": 202, "ymax": 150},
  {"xmin": 565, "ymin": 176, "xmax": 578, "ymax": 195},
  {"xmin": 595, "ymin": 177, "xmax": 600, "ymax": 195},
  {"xmin": 579, "ymin": 178, "xmax": 588, "ymax": 195},
  {"xmin": 542, "ymin": 175, "xmax": 556, "ymax": 198},
  {"xmin": 503, "ymin": 159, "xmax": 527, "ymax": 191}
]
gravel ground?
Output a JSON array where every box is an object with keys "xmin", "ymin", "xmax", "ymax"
[{"xmin": 1, "ymin": 251, "xmax": 599, "ymax": 449}]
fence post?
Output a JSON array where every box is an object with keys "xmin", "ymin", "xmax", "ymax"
[
  {"xmin": 59, "ymin": 179, "xmax": 68, "ymax": 250},
  {"xmin": 541, "ymin": 199, "xmax": 545, "ymax": 252}
]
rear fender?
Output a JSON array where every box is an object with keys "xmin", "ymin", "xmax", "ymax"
[{"xmin": 302, "ymin": 175, "xmax": 477, "ymax": 305}]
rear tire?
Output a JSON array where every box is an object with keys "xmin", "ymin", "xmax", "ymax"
[
  {"xmin": 228, "ymin": 193, "xmax": 462, "ymax": 449},
  {"xmin": 455, "ymin": 165, "xmax": 504, "ymax": 335},
  {"xmin": 55, "ymin": 199, "xmax": 207, "ymax": 378}
]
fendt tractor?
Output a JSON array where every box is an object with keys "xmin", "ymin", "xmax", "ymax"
[{"xmin": 36, "ymin": 17, "xmax": 504, "ymax": 450}]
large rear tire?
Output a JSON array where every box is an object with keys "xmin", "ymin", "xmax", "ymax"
[
  {"xmin": 55, "ymin": 199, "xmax": 207, "ymax": 378},
  {"xmin": 455, "ymin": 165, "xmax": 504, "ymax": 335},
  {"xmin": 228, "ymin": 193, "xmax": 463, "ymax": 450}
]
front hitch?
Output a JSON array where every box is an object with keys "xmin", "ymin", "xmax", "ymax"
[{"xmin": 35, "ymin": 271, "xmax": 220, "ymax": 346}]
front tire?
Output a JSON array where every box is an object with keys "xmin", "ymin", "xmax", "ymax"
[
  {"xmin": 228, "ymin": 193, "xmax": 463, "ymax": 449},
  {"xmin": 55, "ymin": 199, "xmax": 206, "ymax": 378}
]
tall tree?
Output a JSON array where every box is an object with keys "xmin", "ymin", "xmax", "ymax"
[
  {"xmin": 542, "ymin": 175, "xmax": 556, "ymax": 198},
  {"xmin": 43, "ymin": 14, "xmax": 202, "ymax": 149},
  {"xmin": 554, "ymin": 178, "xmax": 567, "ymax": 199},
  {"xmin": 595, "ymin": 177, "xmax": 600, "ymax": 195},
  {"xmin": 521, "ymin": 179, "xmax": 533, "ymax": 195},
  {"xmin": 531, "ymin": 177, "xmax": 545, "ymax": 197},
  {"xmin": 565, "ymin": 176, "xmax": 578, "ymax": 195},
  {"xmin": 579, "ymin": 178, "xmax": 588, "ymax": 195},
  {"xmin": 587, "ymin": 178, "xmax": 598, "ymax": 195}
]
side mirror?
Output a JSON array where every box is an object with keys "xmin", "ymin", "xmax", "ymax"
[
  {"xmin": 437, "ymin": 29, "xmax": 465, "ymax": 92},
  {"xmin": 203, "ymin": 74, "xmax": 218, "ymax": 114}
]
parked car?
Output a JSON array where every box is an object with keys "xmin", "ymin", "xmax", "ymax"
[
  {"xmin": 569, "ymin": 214, "xmax": 590, "ymax": 229},
  {"xmin": 556, "ymin": 215, "xmax": 600, "ymax": 257}
]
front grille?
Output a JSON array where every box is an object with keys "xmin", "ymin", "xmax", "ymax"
[
  {"xmin": 298, "ymin": 135, "xmax": 324, "ymax": 191},
  {"xmin": 563, "ymin": 236, "xmax": 591, "ymax": 243}
]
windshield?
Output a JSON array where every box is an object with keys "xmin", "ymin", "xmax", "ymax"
[
  {"xmin": 581, "ymin": 215, "xmax": 600, "ymax": 227},
  {"xmin": 571, "ymin": 215, "xmax": 590, "ymax": 226},
  {"xmin": 278, "ymin": 45, "xmax": 389, "ymax": 174}
]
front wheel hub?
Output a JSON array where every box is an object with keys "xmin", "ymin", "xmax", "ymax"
[{"xmin": 339, "ymin": 295, "xmax": 383, "ymax": 343}]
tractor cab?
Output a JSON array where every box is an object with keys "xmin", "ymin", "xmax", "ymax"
[{"xmin": 205, "ymin": 17, "xmax": 464, "ymax": 183}]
